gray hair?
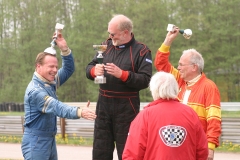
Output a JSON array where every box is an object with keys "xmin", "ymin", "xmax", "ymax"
[
  {"xmin": 182, "ymin": 49, "xmax": 204, "ymax": 72},
  {"xmin": 149, "ymin": 72, "xmax": 179, "ymax": 100},
  {"xmin": 109, "ymin": 14, "xmax": 133, "ymax": 32}
]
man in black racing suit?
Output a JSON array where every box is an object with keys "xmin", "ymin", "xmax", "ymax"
[{"xmin": 86, "ymin": 14, "xmax": 152, "ymax": 160}]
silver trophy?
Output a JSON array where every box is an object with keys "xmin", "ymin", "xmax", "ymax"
[
  {"xmin": 44, "ymin": 23, "xmax": 65, "ymax": 55},
  {"xmin": 167, "ymin": 24, "xmax": 192, "ymax": 39},
  {"xmin": 93, "ymin": 45, "xmax": 107, "ymax": 84}
]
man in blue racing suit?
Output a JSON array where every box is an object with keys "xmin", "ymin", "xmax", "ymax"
[{"xmin": 21, "ymin": 32, "xmax": 96, "ymax": 160}]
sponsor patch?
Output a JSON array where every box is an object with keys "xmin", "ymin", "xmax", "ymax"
[
  {"xmin": 118, "ymin": 45, "xmax": 125, "ymax": 48},
  {"xmin": 146, "ymin": 58, "xmax": 152, "ymax": 63},
  {"xmin": 44, "ymin": 95, "xmax": 49, "ymax": 101},
  {"xmin": 159, "ymin": 125, "xmax": 187, "ymax": 147}
]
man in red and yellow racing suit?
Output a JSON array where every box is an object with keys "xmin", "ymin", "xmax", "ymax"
[{"xmin": 154, "ymin": 26, "xmax": 221, "ymax": 160}]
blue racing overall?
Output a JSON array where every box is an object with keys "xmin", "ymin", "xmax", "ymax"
[{"xmin": 21, "ymin": 51, "xmax": 79, "ymax": 160}]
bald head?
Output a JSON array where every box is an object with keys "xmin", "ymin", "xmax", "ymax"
[
  {"xmin": 108, "ymin": 14, "xmax": 133, "ymax": 33},
  {"xmin": 108, "ymin": 14, "xmax": 133, "ymax": 46}
]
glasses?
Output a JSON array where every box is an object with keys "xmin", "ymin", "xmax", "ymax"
[
  {"xmin": 108, "ymin": 30, "xmax": 125, "ymax": 38},
  {"xmin": 108, "ymin": 32, "xmax": 116, "ymax": 37},
  {"xmin": 178, "ymin": 63, "xmax": 194, "ymax": 67}
]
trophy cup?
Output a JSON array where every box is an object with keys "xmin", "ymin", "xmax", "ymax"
[
  {"xmin": 93, "ymin": 45, "xmax": 107, "ymax": 84},
  {"xmin": 167, "ymin": 24, "xmax": 192, "ymax": 39},
  {"xmin": 44, "ymin": 23, "xmax": 65, "ymax": 55}
]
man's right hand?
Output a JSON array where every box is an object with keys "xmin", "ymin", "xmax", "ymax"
[
  {"xmin": 163, "ymin": 26, "xmax": 180, "ymax": 46},
  {"xmin": 94, "ymin": 64, "xmax": 105, "ymax": 76},
  {"xmin": 81, "ymin": 100, "xmax": 96, "ymax": 120},
  {"xmin": 54, "ymin": 33, "xmax": 68, "ymax": 51}
]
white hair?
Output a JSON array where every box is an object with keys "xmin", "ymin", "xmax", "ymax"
[
  {"xmin": 182, "ymin": 49, "xmax": 204, "ymax": 72},
  {"xmin": 149, "ymin": 72, "xmax": 179, "ymax": 100}
]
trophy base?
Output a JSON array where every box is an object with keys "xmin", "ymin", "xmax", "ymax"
[{"xmin": 94, "ymin": 76, "xmax": 106, "ymax": 84}]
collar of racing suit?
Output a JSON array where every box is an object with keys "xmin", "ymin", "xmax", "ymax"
[
  {"xmin": 143, "ymin": 98, "xmax": 179, "ymax": 109},
  {"xmin": 115, "ymin": 33, "xmax": 135, "ymax": 49},
  {"xmin": 34, "ymin": 71, "xmax": 56, "ymax": 85}
]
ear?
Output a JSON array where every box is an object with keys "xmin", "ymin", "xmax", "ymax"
[
  {"xmin": 36, "ymin": 63, "xmax": 41, "ymax": 71},
  {"xmin": 192, "ymin": 64, "xmax": 198, "ymax": 72}
]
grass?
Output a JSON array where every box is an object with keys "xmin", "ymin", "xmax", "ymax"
[
  {"xmin": 0, "ymin": 134, "xmax": 93, "ymax": 146},
  {"xmin": 216, "ymin": 141, "xmax": 240, "ymax": 153},
  {"xmin": 221, "ymin": 111, "xmax": 240, "ymax": 117},
  {"xmin": 55, "ymin": 134, "xmax": 93, "ymax": 146}
]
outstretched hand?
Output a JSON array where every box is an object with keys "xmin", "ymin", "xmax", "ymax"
[{"xmin": 81, "ymin": 100, "xmax": 96, "ymax": 120}]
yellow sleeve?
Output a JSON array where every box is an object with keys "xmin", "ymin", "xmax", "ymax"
[
  {"xmin": 208, "ymin": 142, "xmax": 216, "ymax": 150},
  {"xmin": 159, "ymin": 43, "xmax": 170, "ymax": 53}
]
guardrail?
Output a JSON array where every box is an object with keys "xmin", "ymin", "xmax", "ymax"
[
  {"xmin": 1, "ymin": 102, "xmax": 240, "ymax": 112},
  {"xmin": 65, "ymin": 102, "xmax": 240, "ymax": 111},
  {"xmin": 221, "ymin": 118, "xmax": 240, "ymax": 144},
  {"xmin": 0, "ymin": 116, "xmax": 94, "ymax": 138}
]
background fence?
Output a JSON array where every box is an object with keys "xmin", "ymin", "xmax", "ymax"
[
  {"xmin": 1, "ymin": 102, "xmax": 240, "ymax": 112},
  {"xmin": 0, "ymin": 102, "xmax": 240, "ymax": 144}
]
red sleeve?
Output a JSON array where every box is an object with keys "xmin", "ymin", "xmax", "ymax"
[
  {"xmin": 205, "ymin": 79, "xmax": 221, "ymax": 148},
  {"xmin": 120, "ymin": 70, "xmax": 129, "ymax": 82},
  {"xmin": 154, "ymin": 48, "xmax": 185, "ymax": 87},
  {"xmin": 196, "ymin": 117, "xmax": 209, "ymax": 160},
  {"xmin": 154, "ymin": 49, "xmax": 172, "ymax": 72},
  {"xmin": 90, "ymin": 67, "xmax": 96, "ymax": 78}
]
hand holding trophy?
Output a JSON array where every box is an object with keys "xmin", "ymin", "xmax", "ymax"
[
  {"xmin": 44, "ymin": 23, "xmax": 65, "ymax": 55},
  {"xmin": 93, "ymin": 45, "xmax": 107, "ymax": 84},
  {"xmin": 167, "ymin": 24, "xmax": 192, "ymax": 39}
]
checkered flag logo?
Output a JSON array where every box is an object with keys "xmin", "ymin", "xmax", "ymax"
[{"xmin": 159, "ymin": 125, "xmax": 187, "ymax": 147}]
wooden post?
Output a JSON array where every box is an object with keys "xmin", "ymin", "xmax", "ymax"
[
  {"xmin": 60, "ymin": 118, "xmax": 66, "ymax": 139},
  {"xmin": 21, "ymin": 116, "xmax": 25, "ymax": 133}
]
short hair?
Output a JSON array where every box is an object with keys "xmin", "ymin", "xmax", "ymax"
[
  {"xmin": 35, "ymin": 52, "xmax": 56, "ymax": 67},
  {"xmin": 149, "ymin": 71, "xmax": 179, "ymax": 100},
  {"xmin": 109, "ymin": 14, "xmax": 133, "ymax": 32},
  {"xmin": 182, "ymin": 49, "xmax": 204, "ymax": 72}
]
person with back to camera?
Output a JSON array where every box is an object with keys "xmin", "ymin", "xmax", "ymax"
[
  {"xmin": 154, "ymin": 25, "xmax": 221, "ymax": 160},
  {"xmin": 122, "ymin": 71, "xmax": 208, "ymax": 160},
  {"xmin": 21, "ymin": 31, "xmax": 96, "ymax": 160},
  {"xmin": 86, "ymin": 14, "xmax": 152, "ymax": 160}
]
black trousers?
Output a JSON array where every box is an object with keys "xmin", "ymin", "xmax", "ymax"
[{"xmin": 92, "ymin": 92, "xmax": 140, "ymax": 160}]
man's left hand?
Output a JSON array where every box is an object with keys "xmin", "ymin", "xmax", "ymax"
[
  {"xmin": 104, "ymin": 63, "xmax": 122, "ymax": 78},
  {"xmin": 208, "ymin": 149, "xmax": 214, "ymax": 160}
]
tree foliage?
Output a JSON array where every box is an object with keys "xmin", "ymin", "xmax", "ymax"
[{"xmin": 0, "ymin": 0, "xmax": 240, "ymax": 102}]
